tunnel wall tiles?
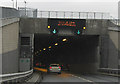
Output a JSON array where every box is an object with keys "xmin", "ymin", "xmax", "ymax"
[{"xmin": 2, "ymin": 22, "xmax": 19, "ymax": 74}]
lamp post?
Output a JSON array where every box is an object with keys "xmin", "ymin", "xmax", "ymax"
[
  {"xmin": 24, "ymin": 0, "xmax": 27, "ymax": 16},
  {"xmin": 11, "ymin": 0, "xmax": 14, "ymax": 8},
  {"xmin": 16, "ymin": 0, "xmax": 17, "ymax": 9}
]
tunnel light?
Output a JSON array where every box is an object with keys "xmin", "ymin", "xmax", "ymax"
[
  {"xmin": 48, "ymin": 26, "xmax": 50, "ymax": 29},
  {"xmin": 55, "ymin": 43, "xmax": 58, "ymax": 46},
  {"xmin": 62, "ymin": 38, "xmax": 67, "ymax": 42},
  {"xmin": 49, "ymin": 46, "xmax": 51, "ymax": 48},
  {"xmin": 83, "ymin": 27, "xmax": 86, "ymax": 30},
  {"xmin": 43, "ymin": 48, "xmax": 46, "ymax": 51}
]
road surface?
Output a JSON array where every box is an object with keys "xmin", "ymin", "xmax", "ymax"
[{"xmin": 40, "ymin": 71, "xmax": 118, "ymax": 84}]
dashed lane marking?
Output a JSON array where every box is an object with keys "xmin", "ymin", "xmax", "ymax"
[{"xmin": 71, "ymin": 74, "xmax": 98, "ymax": 84}]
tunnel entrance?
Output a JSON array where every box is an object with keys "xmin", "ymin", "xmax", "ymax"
[{"xmin": 34, "ymin": 34, "xmax": 99, "ymax": 74}]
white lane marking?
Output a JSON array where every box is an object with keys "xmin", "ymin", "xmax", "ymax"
[{"xmin": 71, "ymin": 74, "xmax": 94, "ymax": 83}]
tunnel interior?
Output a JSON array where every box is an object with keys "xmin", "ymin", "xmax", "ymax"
[{"xmin": 34, "ymin": 34, "xmax": 99, "ymax": 74}]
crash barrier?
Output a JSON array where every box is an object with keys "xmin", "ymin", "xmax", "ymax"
[
  {"xmin": 1, "ymin": 69, "xmax": 33, "ymax": 84},
  {"xmin": 33, "ymin": 69, "xmax": 45, "ymax": 84},
  {"xmin": 98, "ymin": 68, "xmax": 120, "ymax": 77}
]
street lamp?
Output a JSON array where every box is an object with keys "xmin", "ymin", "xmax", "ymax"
[
  {"xmin": 24, "ymin": 0, "xmax": 27, "ymax": 16},
  {"xmin": 16, "ymin": 0, "xmax": 17, "ymax": 9},
  {"xmin": 11, "ymin": 0, "xmax": 14, "ymax": 8}
]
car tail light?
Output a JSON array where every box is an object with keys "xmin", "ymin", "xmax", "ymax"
[{"xmin": 49, "ymin": 67, "xmax": 52, "ymax": 69}]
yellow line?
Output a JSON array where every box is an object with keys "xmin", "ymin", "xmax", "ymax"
[{"xmin": 34, "ymin": 67, "xmax": 47, "ymax": 72}]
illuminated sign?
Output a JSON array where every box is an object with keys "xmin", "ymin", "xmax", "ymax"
[
  {"xmin": 48, "ymin": 19, "xmax": 86, "ymax": 29},
  {"xmin": 58, "ymin": 21, "xmax": 76, "ymax": 27},
  {"xmin": 48, "ymin": 18, "xmax": 86, "ymax": 35}
]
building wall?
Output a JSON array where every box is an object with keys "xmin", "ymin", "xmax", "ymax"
[{"xmin": 2, "ymin": 22, "xmax": 19, "ymax": 74}]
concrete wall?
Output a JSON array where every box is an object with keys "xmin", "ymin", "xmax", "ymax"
[
  {"xmin": 69, "ymin": 36, "xmax": 99, "ymax": 74},
  {"xmin": 108, "ymin": 30, "xmax": 119, "ymax": 69},
  {"xmin": 20, "ymin": 18, "xmax": 49, "ymax": 34},
  {"xmin": 86, "ymin": 19, "xmax": 108, "ymax": 35},
  {"xmin": 20, "ymin": 18, "xmax": 108, "ymax": 35},
  {"xmin": 0, "ymin": 26, "xmax": 2, "ymax": 76},
  {"xmin": 2, "ymin": 19, "xmax": 19, "ymax": 74},
  {"xmin": 100, "ymin": 35, "xmax": 109, "ymax": 68},
  {"xmin": 100, "ymin": 27, "xmax": 119, "ymax": 69},
  {"xmin": 0, "ymin": 7, "xmax": 19, "ymax": 19}
]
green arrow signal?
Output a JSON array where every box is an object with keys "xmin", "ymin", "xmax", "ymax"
[
  {"xmin": 77, "ymin": 30, "xmax": 80, "ymax": 34},
  {"xmin": 53, "ymin": 29, "xmax": 56, "ymax": 34}
]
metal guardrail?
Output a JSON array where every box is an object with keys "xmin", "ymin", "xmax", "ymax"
[
  {"xmin": 1, "ymin": 69, "xmax": 33, "ymax": 83},
  {"xmin": 26, "ymin": 11, "xmax": 110, "ymax": 19},
  {"xmin": 22, "ymin": 10, "xmax": 120, "ymax": 26},
  {"xmin": 110, "ymin": 19, "xmax": 120, "ymax": 26},
  {"xmin": 99, "ymin": 68, "xmax": 120, "ymax": 76}
]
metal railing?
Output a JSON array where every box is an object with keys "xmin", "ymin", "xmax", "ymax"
[
  {"xmin": 23, "ymin": 10, "xmax": 120, "ymax": 26},
  {"xmin": 0, "ymin": 69, "xmax": 33, "ymax": 83},
  {"xmin": 99, "ymin": 68, "xmax": 120, "ymax": 76},
  {"xmin": 37, "ymin": 11, "xmax": 110, "ymax": 19}
]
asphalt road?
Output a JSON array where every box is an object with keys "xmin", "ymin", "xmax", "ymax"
[{"xmin": 40, "ymin": 72, "xmax": 119, "ymax": 84}]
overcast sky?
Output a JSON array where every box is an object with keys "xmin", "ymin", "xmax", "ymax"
[{"xmin": 0, "ymin": 0, "xmax": 119, "ymax": 18}]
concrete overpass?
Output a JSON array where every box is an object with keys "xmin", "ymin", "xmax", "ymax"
[{"xmin": 0, "ymin": 7, "xmax": 119, "ymax": 83}]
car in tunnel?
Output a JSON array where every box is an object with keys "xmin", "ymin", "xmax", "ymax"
[{"xmin": 48, "ymin": 64, "xmax": 61, "ymax": 74}]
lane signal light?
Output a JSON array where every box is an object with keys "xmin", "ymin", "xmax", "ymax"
[
  {"xmin": 48, "ymin": 26, "xmax": 50, "ymax": 29},
  {"xmin": 53, "ymin": 29, "xmax": 56, "ymax": 34},
  {"xmin": 77, "ymin": 30, "xmax": 80, "ymax": 34},
  {"xmin": 83, "ymin": 27, "xmax": 86, "ymax": 30}
]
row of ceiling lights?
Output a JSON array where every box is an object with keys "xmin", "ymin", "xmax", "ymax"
[{"xmin": 34, "ymin": 38, "xmax": 67, "ymax": 56}]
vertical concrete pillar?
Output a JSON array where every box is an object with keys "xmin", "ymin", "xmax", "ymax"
[{"xmin": 0, "ymin": 7, "xmax": 2, "ymax": 82}]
